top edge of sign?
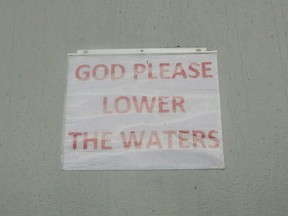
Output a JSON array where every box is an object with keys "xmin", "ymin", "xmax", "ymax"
[{"xmin": 68, "ymin": 48, "xmax": 217, "ymax": 56}]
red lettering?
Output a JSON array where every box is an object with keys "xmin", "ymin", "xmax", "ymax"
[
  {"xmin": 172, "ymin": 63, "xmax": 187, "ymax": 79},
  {"xmin": 101, "ymin": 132, "xmax": 112, "ymax": 150},
  {"xmin": 160, "ymin": 63, "xmax": 170, "ymax": 79},
  {"xmin": 68, "ymin": 132, "xmax": 82, "ymax": 149},
  {"xmin": 103, "ymin": 96, "xmax": 113, "ymax": 114},
  {"xmin": 163, "ymin": 130, "xmax": 176, "ymax": 148},
  {"xmin": 147, "ymin": 131, "xmax": 162, "ymax": 149},
  {"xmin": 208, "ymin": 130, "xmax": 220, "ymax": 148},
  {"xmin": 159, "ymin": 96, "xmax": 169, "ymax": 113},
  {"xmin": 75, "ymin": 65, "xmax": 90, "ymax": 81},
  {"xmin": 172, "ymin": 96, "xmax": 185, "ymax": 112},
  {"xmin": 179, "ymin": 130, "xmax": 190, "ymax": 148},
  {"xmin": 114, "ymin": 96, "xmax": 131, "ymax": 113},
  {"xmin": 92, "ymin": 64, "xmax": 109, "ymax": 80},
  {"xmin": 121, "ymin": 131, "xmax": 145, "ymax": 149},
  {"xmin": 134, "ymin": 64, "xmax": 146, "ymax": 79},
  {"xmin": 188, "ymin": 63, "xmax": 200, "ymax": 78},
  {"xmin": 148, "ymin": 63, "xmax": 157, "ymax": 79},
  {"xmin": 83, "ymin": 132, "xmax": 98, "ymax": 149},
  {"xmin": 192, "ymin": 130, "xmax": 206, "ymax": 148},
  {"xmin": 201, "ymin": 62, "xmax": 213, "ymax": 78},
  {"xmin": 133, "ymin": 96, "xmax": 156, "ymax": 113},
  {"xmin": 111, "ymin": 64, "xmax": 126, "ymax": 80}
]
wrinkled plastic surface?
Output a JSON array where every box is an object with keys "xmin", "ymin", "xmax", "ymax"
[{"xmin": 62, "ymin": 49, "xmax": 224, "ymax": 170}]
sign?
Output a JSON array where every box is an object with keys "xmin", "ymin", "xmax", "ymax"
[{"xmin": 62, "ymin": 48, "xmax": 224, "ymax": 170}]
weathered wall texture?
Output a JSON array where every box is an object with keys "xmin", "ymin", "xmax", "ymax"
[{"xmin": 1, "ymin": 0, "xmax": 287, "ymax": 215}]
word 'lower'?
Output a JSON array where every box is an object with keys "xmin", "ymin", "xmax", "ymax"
[{"xmin": 103, "ymin": 96, "xmax": 185, "ymax": 114}]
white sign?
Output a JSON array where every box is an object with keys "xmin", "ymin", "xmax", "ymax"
[{"xmin": 62, "ymin": 48, "xmax": 224, "ymax": 170}]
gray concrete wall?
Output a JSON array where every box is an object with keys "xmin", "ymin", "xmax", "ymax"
[{"xmin": 1, "ymin": 0, "xmax": 287, "ymax": 215}]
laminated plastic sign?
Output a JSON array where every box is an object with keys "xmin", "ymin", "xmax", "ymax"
[{"xmin": 62, "ymin": 48, "xmax": 224, "ymax": 170}]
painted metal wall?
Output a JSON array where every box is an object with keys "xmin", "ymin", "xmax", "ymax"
[{"xmin": 1, "ymin": 0, "xmax": 287, "ymax": 215}]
